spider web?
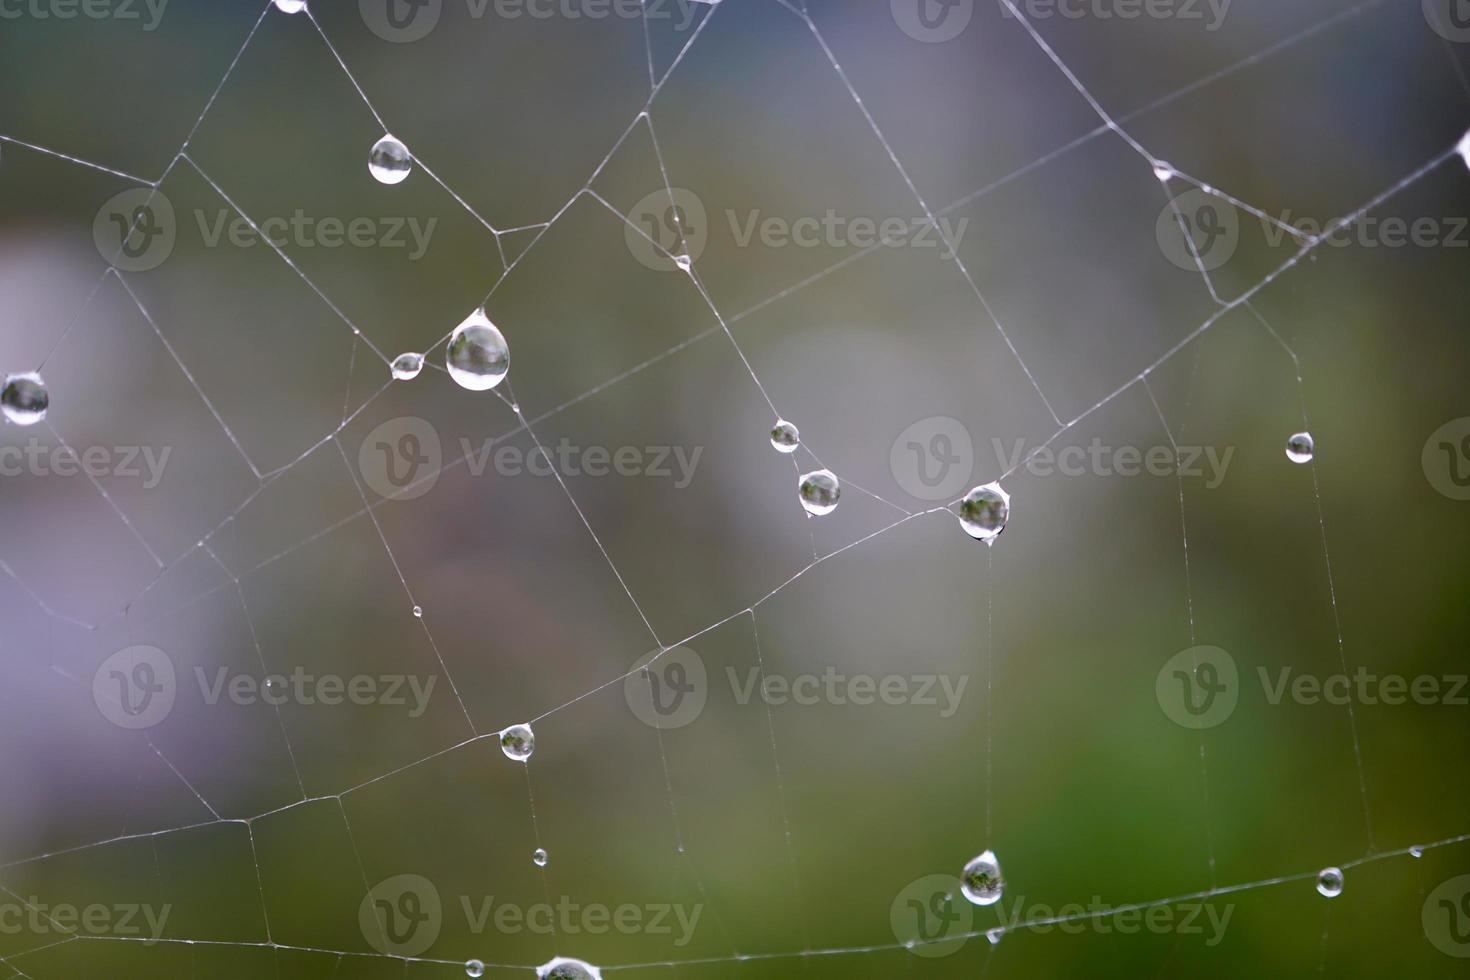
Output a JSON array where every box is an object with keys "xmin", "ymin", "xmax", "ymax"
[{"xmin": 0, "ymin": 0, "xmax": 1468, "ymax": 976}]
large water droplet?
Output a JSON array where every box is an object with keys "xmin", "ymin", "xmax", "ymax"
[
  {"xmin": 538, "ymin": 958, "xmax": 602, "ymax": 980},
  {"xmin": 1285, "ymin": 431, "xmax": 1314, "ymax": 464},
  {"xmin": 465, "ymin": 960, "xmax": 485, "ymax": 978},
  {"xmin": 500, "ymin": 723, "xmax": 534, "ymax": 762},
  {"xmin": 391, "ymin": 352, "xmax": 424, "ymax": 381},
  {"xmin": 447, "ymin": 310, "xmax": 510, "ymax": 391},
  {"xmin": 1316, "ymin": 866, "xmax": 1343, "ymax": 898},
  {"xmin": 770, "ymin": 419, "xmax": 800, "ymax": 454},
  {"xmin": 798, "ymin": 469, "xmax": 840, "ymax": 516},
  {"xmin": 959, "ymin": 483, "xmax": 1009, "ymax": 542},
  {"xmin": 533, "ymin": 848, "xmax": 548, "ymax": 867},
  {"xmin": 368, "ymin": 134, "xmax": 412, "ymax": 185},
  {"xmin": 1, "ymin": 373, "xmax": 49, "ymax": 426},
  {"xmin": 960, "ymin": 850, "xmax": 1004, "ymax": 906},
  {"xmin": 273, "ymin": 0, "xmax": 306, "ymax": 11}
]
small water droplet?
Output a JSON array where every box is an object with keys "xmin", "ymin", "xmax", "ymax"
[
  {"xmin": 412, "ymin": 605, "xmax": 423, "ymax": 618},
  {"xmin": 770, "ymin": 419, "xmax": 800, "ymax": 454},
  {"xmin": 1316, "ymin": 866, "xmax": 1343, "ymax": 898},
  {"xmin": 1152, "ymin": 161, "xmax": 1176, "ymax": 182},
  {"xmin": 798, "ymin": 469, "xmax": 840, "ymax": 516},
  {"xmin": 1410, "ymin": 845, "xmax": 1424, "ymax": 859},
  {"xmin": 533, "ymin": 848, "xmax": 548, "ymax": 867},
  {"xmin": 368, "ymin": 134, "xmax": 412, "ymax": 185},
  {"xmin": 1285, "ymin": 431, "xmax": 1314, "ymax": 464},
  {"xmin": 673, "ymin": 253, "xmax": 692, "ymax": 272},
  {"xmin": 961, "ymin": 849, "xmax": 1004, "ymax": 906},
  {"xmin": 959, "ymin": 483, "xmax": 1009, "ymax": 542},
  {"xmin": 986, "ymin": 928, "xmax": 1003, "ymax": 945},
  {"xmin": 2, "ymin": 373, "xmax": 48, "ymax": 426},
  {"xmin": 391, "ymin": 352, "xmax": 424, "ymax": 381},
  {"xmin": 500, "ymin": 723, "xmax": 535, "ymax": 762},
  {"xmin": 465, "ymin": 960, "xmax": 485, "ymax": 978},
  {"xmin": 447, "ymin": 309, "xmax": 510, "ymax": 391},
  {"xmin": 1459, "ymin": 130, "xmax": 1470, "ymax": 171},
  {"xmin": 538, "ymin": 957, "xmax": 601, "ymax": 980},
  {"xmin": 273, "ymin": 0, "xmax": 306, "ymax": 11}
]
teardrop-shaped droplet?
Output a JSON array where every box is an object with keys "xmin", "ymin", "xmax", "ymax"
[
  {"xmin": 391, "ymin": 352, "xmax": 424, "ymax": 381},
  {"xmin": 533, "ymin": 848, "xmax": 548, "ymax": 867},
  {"xmin": 538, "ymin": 957, "xmax": 601, "ymax": 980},
  {"xmin": 1, "ymin": 372, "xmax": 49, "ymax": 426},
  {"xmin": 1285, "ymin": 431, "xmax": 1314, "ymax": 465},
  {"xmin": 465, "ymin": 960, "xmax": 485, "ymax": 978},
  {"xmin": 770, "ymin": 419, "xmax": 800, "ymax": 454},
  {"xmin": 959, "ymin": 483, "xmax": 1009, "ymax": 542},
  {"xmin": 1316, "ymin": 866, "xmax": 1343, "ymax": 898},
  {"xmin": 961, "ymin": 849, "xmax": 1004, "ymax": 906},
  {"xmin": 798, "ymin": 469, "xmax": 840, "ymax": 516},
  {"xmin": 500, "ymin": 723, "xmax": 534, "ymax": 762},
  {"xmin": 447, "ymin": 309, "xmax": 510, "ymax": 391},
  {"xmin": 985, "ymin": 928, "xmax": 1003, "ymax": 945},
  {"xmin": 673, "ymin": 253, "xmax": 692, "ymax": 272},
  {"xmin": 368, "ymin": 134, "xmax": 412, "ymax": 185}
]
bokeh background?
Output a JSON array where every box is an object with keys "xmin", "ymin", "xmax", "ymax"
[{"xmin": 1, "ymin": 0, "xmax": 1469, "ymax": 976}]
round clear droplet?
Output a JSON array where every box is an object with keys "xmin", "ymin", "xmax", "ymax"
[
  {"xmin": 533, "ymin": 848, "xmax": 548, "ymax": 867},
  {"xmin": 447, "ymin": 309, "xmax": 510, "ymax": 391},
  {"xmin": 465, "ymin": 960, "xmax": 485, "ymax": 978},
  {"xmin": 798, "ymin": 469, "xmax": 840, "ymax": 516},
  {"xmin": 1, "ymin": 372, "xmax": 49, "ymax": 426},
  {"xmin": 1316, "ymin": 866, "xmax": 1343, "ymax": 898},
  {"xmin": 391, "ymin": 352, "xmax": 424, "ymax": 381},
  {"xmin": 538, "ymin": 957, "xmax": 601, "ymax": 980},
  {"xmin": 1152, "ymin": 161, "xmax": 1176, "ymax": 182},
  {"xmin": 986, "ymin": 928, "xmax": 1003, "ymax": 946},
  {"xmin": 368, "ymin": 134, "xmax": 412, "ymax": 185},
  {"xmin": 961, "ymin": 849, "xmax": 1004, "ymax": 906},
  {"xmin": 412, "ymin": 605, "xmax": 423, "ymax": 618},
  {"xmin": 1285, "ymin": 431, "xmax": 1314, "ymax": 464},
  {"xmin": 500, "ymin": 723, "xmax": 534, "ymax": 762},
  {"xmin": 273, "ymin": 0, "xmax": 306, "ymax": 11},
  {"xmin": 959, "ymin": 483, "xmax": 1009, "ymax": 542},
  {"xmin": 770, "ymin": 419, "xmax": 800, "ymax": 454},
  {"xmin": 1410, "ymin": 845, "xmax": 1424, "ymax": 859},
  {"xmin": 1459, "ymin": 130, "xmax": 1470, "ymax": 171}
]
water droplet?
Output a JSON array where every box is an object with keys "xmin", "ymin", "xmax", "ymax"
[
  {"xmin": 412, "ymin": 605, "xmax": 423, "ymax": 618},
  {"xmin": 673, "ymin": 253, "xmax": 692, "ymax": 272},
  {"xmin": 500, "ymin": 723, "xmax": 534, "ymax": 762},
  {"xmin": 447, "ymin": 309, "xmax": 510, "ymax": 391},
  {"xmin": 538, "ymin": 957, "xmax": 601, "ymax": 980},
  {"xmin": 368, "ymin": 134, "xmax": 412, "ymax": 185},
  {"xmin": 465, "ymin": 960, "xmax": 485, "ymax": 978},
  {"xmin": 1152, "ymin": 161, "xmax": 1176, "ymax": 182},
  {"xmin": 1410, "ymin": 845, "xmax": 1424, "ymax": 859},
  {"xmin": 986, "ymin": 928, "xmax": 1003, "ymax": 945},
  {"xmin": 959, "ymin": 483, "xmax": 1009, "ymax": 543},
  {"xmin": 1316, "ymin": 866, "xmax": 1343, "ymax": 898},
  {"xmin": 1459, "ymin": 130, "xmax": 1470, "ymax": 171},
  {"xmin": 273, "ymin": 0, "xmax": 306, "ymax": 11},
  {"xmin": 770, "ymin": 419, "xmax": 800, "ymax": 454},
  {"xmin": 391, "ymin": 352, "xmax": 424, "ymax": 381},
  {"xmin": 798, "ymin": 469, "xmax": 840, "ymax": 516},
  {"xmin": 533, "ymin": 848, "xmax": 548, "ymax": 867},
  {"xmin": 1, "ymin": 372, "xmax": 48, "ymax": 426},
  {"xmin": 960, "ymin": 849, "xmax": 1004, "ymax": 906},
  {"xmin": 1285, "ymin": 431, "xmax": 1314, "ymax": 464}
]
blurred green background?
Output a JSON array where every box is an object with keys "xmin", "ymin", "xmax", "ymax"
[{"xmin": 1, "ymin": 0, "xmax": 1469, "ymax": 976}]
